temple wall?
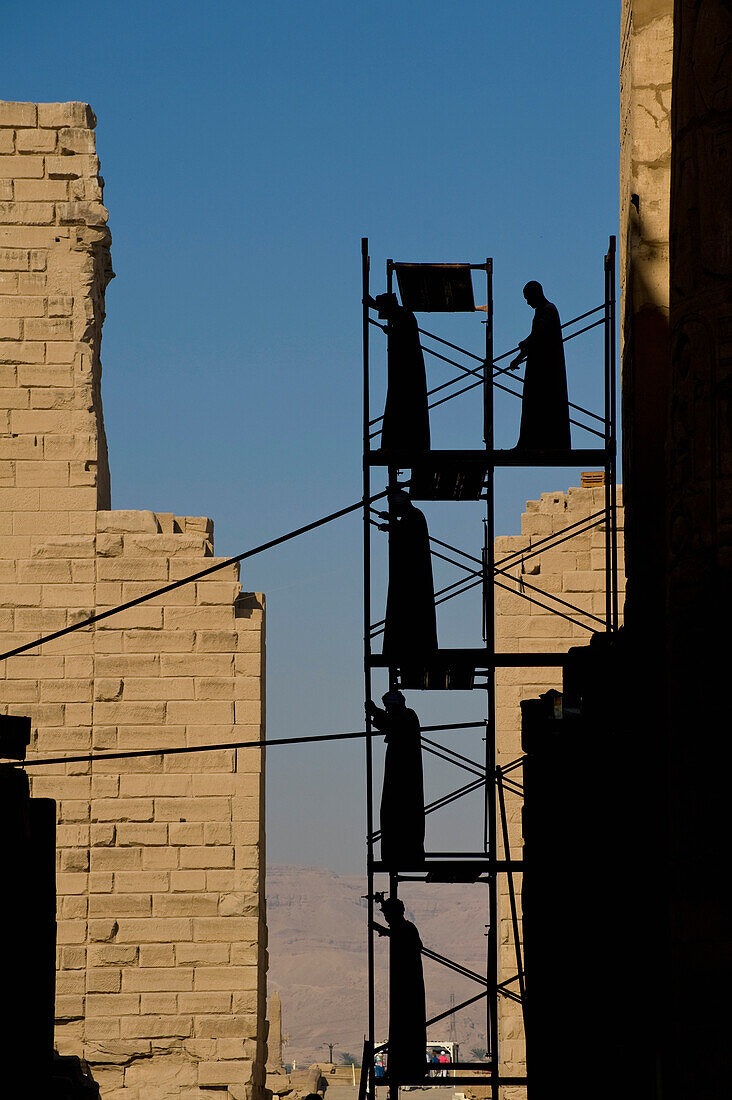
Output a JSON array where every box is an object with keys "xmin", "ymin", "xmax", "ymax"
[
  {"xmin": 619, "ymin": 0, "xmax": 673, "ymax": 629},
  {"xmin": 494, "ymin": 483, "xmax": 625, "ymax": 1097},
  {"xmin": 663, "ymin": 3, "xmax": 732, "ymax": 1093},
  {"xmin": 0, "ymin": 102, "xmax": 267, "ymax": 1100}
]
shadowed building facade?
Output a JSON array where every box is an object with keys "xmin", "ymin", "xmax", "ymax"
[
  {"xmin": 495, "ymin": 483, "xmax": 626, "ymax": 1098},
  {"xmin": 510, "ymin": 3, "xmax": 732, "ymax": 1097},
  {"xmin": 0, "ymin": 102, "xmax": 267, "ymax": 1099}
]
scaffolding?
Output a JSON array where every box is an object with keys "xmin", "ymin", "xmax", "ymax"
[{"xmin": 359, "ymin": 237, "xmax": 618, "ymax": 1098}]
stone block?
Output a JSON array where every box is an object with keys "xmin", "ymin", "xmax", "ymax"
[
  {"xmin": 176, "ymin": 943, "xmax": 229, "ymax": 966},
  {"xmin": 140, "ymin": 992, "xmax": 178, "ymax": 1015},
  {"xmin": 122, "ymin": 628, "xmax": 196, "ymax": 654},
  {"xmin": 0, "ymin": 293, "xmax": 45, "ymax": 317},
  {"xmin": 0, "ymin": 247, "xmax": 28, "ymax": 269},
  {"xmin": 45, "ymin": 154, "xmax": 99, "ymax": 179},
  {"xmin": 143, "ymin": 851, "xmax": 180, "ymax": 874},
  {"xmin": 119, "ymin": 773, "xmax": 191, "ymax": 797},
  {"xmin": 194, "ymin": 630, "xmax": 239, "ymax": 652},
  {"xmin": 57, "ymin": 200, "xmax": 108, "ymax": 226},
  {"xmin": 113, "ymin": 870, "xmax": 170, "ymax": 893},
  {"xmin": 194, "ymin": 966, "xmax": 257, "ymax": 991},
  {"xmin": 0, "ymin": 102, "xmax": 37, "ymax": 126},
  {"xmin": 136, "ymin": 945, "xmax": 174, "ymax": 968},
  {"xmin": 0, "ymin": 201, "xmax": 55, "ymax": 224},
  {"xmin": 193, "ymin": 918, "xmax": 259, "ymax": 943},
  {"xmin": 124, "ymin": 967, "xmax": 194, "ymax": 992},
  {"xmin": 58, "ymin": 127, "xmax": 96, "ymax": 154},
  {"xmin": 162, "ymin": 653, "xmax": 234, "ymax": 676},
  {"xmin": 0, "ymin": 156, "xmax": 45, "ymax": 181},
  {"xmin": 154, "ymin": 893, "xmax": 219, "ymax": 916},
  {"xmin": 0, "ymin": 317, "xmax": 23, "ymax": 341},
  {"xmin": 86, "ymin": 992, "xmax": 140, "ymax": 1016},
  {"xmin": 115, "ymin": 918, "xmax": 193, "ymax": 944},
  {"xmin": 37, "ymin": 102, "xmax": 96, "ymax": 128},
  {"xmin": 154, "ymin": 797, "xmax": 231, "ymax": 822},
  {"xmin": 84, "ymin": 1018, "xmax": 120, "ymax": 1040},
  {"xmin": 171, "ymin": 871, "xmax": 207, "ymax": 894},
  {"xmin": 198, "ymin": 1061, "xmax": 253, "ymax": 1086},
  {"xmin": 15, "ymin": 179, "xmax": 69, "ymax": 201},
  {"xmin": 164, "ymin": 606, "xmax": 235, "ymax": 630},
  {"xmin": 166, "ymin": 700, "xmax": 234, "ymax": 725},
  {"xmin": 180, "ymin": 846, "xmax": 234, "ymax": 869},
  {"xmin": 120, "ymin": 1014, "xmax": 193, "ymax": 1039},
  {"xmin": 87, "ymin": 967, "xmax": 122, "ymax": 993},
  {"xmin": 14, "ymin": 128, "xmax": 57, "ymax": 152},
  {"xmin": 92, "ymin": 798, "xmax": 155, "ymax": 822}
]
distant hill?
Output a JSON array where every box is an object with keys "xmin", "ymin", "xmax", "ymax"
[{"xmin": 267, "ymin": 865, "xmax": 492, "ymax": 1066}]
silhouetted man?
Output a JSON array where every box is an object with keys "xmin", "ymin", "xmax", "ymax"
[
  {"xmin": 381, "ymin": 491, "xmax": 438, "ymax": 671},
  {"xmin": 367, "ymin": 691, "xmax": 425, "ymax": 868},
  {"xmin": 377, "ymin": 897, "xmax": 427, "ymax": 1086},
  {"xmin": 510, "ymin": 281, "xmax": 571, "ymax": 451},
  {"xmin": 372, "ymin": 293, "xmax": 431, "ymax": 455}
]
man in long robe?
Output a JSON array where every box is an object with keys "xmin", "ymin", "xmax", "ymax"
[
  {"xmin": 372, "ymin": 293, "xmax": 431, "ymax": 455},
  {"xmin": 382, "ymin": 492, "xmax": 438, "ymax": 673},
  {"xmin": 378, "ymin": 897, "xmax": 427, "ymax": 1086},
  {"xmin": 510, "ymin": 281, "xmax": 571, "ymax": 451},
  {"xmin": 367, "ymin": 691, "xmax": 425, "ymax": 868}
]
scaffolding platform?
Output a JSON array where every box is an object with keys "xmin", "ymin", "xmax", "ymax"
[
  {"xmin": 369, "ymin": 450, "xmax": 489, "ymax": 500},
  {"xmin": 371, "ymin": 857, "xmax": 524, "ymax": 880},
  {"xmin": 368, "ymin": 447, "xmax": 613, "ymax": 500},
  {"xmin": 369, "ymin": 648, "xmax": 571, "ymax": 681}
]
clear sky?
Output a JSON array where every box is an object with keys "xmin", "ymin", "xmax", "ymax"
[{"xmin": 7, "ymin": 1, "xmax": 620, "ymax": 872}]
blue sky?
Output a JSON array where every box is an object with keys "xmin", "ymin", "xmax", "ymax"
[{"xmin": 7, "ymin": 1, "xmax": 621, "ymax": 871}]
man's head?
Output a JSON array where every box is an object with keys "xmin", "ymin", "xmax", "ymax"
[
  {"xmin": 522, "ymin": 280, "xmax": 545, "ymax": 308},
  {"xmin": 380, "ymin": 897, "xmax": 405, "ymax": 924},
  {"xmin": 371, "ymin": 292, "xmax": 400, "ymax": 319},
  {"xmin": 382, "ymin": 689, "xmax": 406, "ymax": 714},
  {"xmin": 388, "ymin": 488, "xmax": 411, "ymax": 516}
]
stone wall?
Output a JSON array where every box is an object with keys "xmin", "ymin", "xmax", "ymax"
[
  {"xmin": 0, "ymin": 102, "xmax": 267, "ymax": 1100},
  {"xmin": 664, "ymin": 3, "xmax": 732, "ymax": 1093},
  {"xmin": 494, "ymin": 483, "xmax": 625, "ymax": 1096},
  {"xmin": 619, "ymin": 0, "xmax": 672, "ymax": 630}
]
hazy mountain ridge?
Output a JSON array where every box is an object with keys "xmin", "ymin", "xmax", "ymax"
[{"xmin": 267, "ymin": 865, "xmax": 490, "ymax": 1065}]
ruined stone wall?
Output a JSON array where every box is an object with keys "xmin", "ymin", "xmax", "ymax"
[
  {"xmin": 0, "ymin": 102, "xmax": 267, "ymax": 1100},
  {"xmin": 494, "ymin": 483, "xmax": 625, "ymax": 1097}
]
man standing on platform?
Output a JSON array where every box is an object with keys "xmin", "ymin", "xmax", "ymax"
[
  {"xmin": 371, "ymin": 292, "xmax": 431, "ymax": 456},
  {"xmin": 380, "ymin": 491, "xmax": 438, "ymax": 680},
  {"xmin": 509, "ymin": 281, "xmax": 571, "ymax": 451},
  {"xmin": 376, "ymin": 897, "xmax": 427, "ymax": 1088},
  {"xmin": 367, "ymin": 691, "xmax": 425, "ymax": 868}
]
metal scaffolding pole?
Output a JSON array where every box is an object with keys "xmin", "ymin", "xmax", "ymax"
[{"xmin": 362, "ymin": 238, "xmax": 376, "ymax": 1100}]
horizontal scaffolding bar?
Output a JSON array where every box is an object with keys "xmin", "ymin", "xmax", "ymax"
[
  {"xmin": 370, "ymin": 858, "xmax": 523, "ymax": 873},
  {"xmin": 368, "ymin": 648, "xmax": 571, "ymax": 669},
  {"xmin": 367, "ymin": 447, "xmax": 610, "ymax": 468}
]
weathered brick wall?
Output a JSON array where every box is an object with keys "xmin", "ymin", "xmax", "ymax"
[
  {"xmin": 0, "ymin": 102, "xmax": 267, "ymax": 1100},
  {"xmin": 494, "ymin": 484, "xmax": 625, "ymax": 1097}
]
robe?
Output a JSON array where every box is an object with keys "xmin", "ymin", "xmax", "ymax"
[
  {"xmin": 381, "ymin": 305, "xmax": 431, "ymax": 454},
  {"xmin": 517, "ymin": 300, "xmax": 571, "ymax": 451},
  {"xmin": 370, "ymin": 704, "xmax": 425, "ymax": 867},
  {"xmin": 387, "ymin": 916, "xmax": 427, "ymax": 1084},
  {"xmin": 382, "ymin": 502, "xmax": 438, "ymax": 666}
]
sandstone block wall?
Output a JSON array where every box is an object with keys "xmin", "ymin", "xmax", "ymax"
[
  {"xmin": 494, "ymin": 484, "xmax": 625, "ymax": 1097},
  {"xmin": 619, "ymin": 0, "xmax": 672, "ymax": 628},
  {"xmin": 0, "ymin": 103, "xmax": 267, "ymax": 1100}
]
